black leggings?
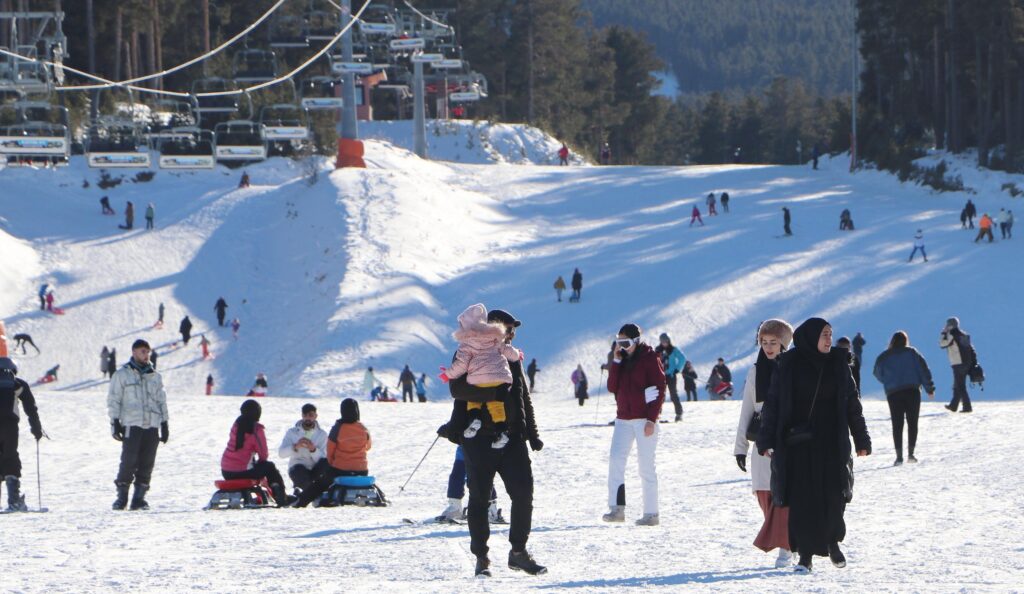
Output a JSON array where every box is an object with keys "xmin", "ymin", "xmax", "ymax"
[
  {"xmin": 222, "ymin": 460, "xmax": 285, "ymax": 488},
  {"xmin": 887, "ymin": 388, "xmax": 921, "ymax": 457}
]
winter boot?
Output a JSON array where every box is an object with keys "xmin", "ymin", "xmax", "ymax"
[
  {"xmin": 908, "ymin": 454, "xmax": 919, "ymax": 463},
  {"xmin": 129, "ymin": 483, "xmax": 150, "ymax": 511},
  {"xmin": 795, "ymin": 553, "xmax": 813, "ymax": 573},
  {"xmin": 602, "ymin": 505, "xmax": 625, "ymax": 523},
  {"xmin": 475, "ymin": 556, "xmax": 491, "ymax": 577},
  {"xmin": 508, "ymin": 549, "xmax": 547, "ymax": 575},
  {"xmin": 488, "ymin": 500, "xmax": 507, "ymax": 524},
  {"xmin": 439, "ymin": 497, "xmax": 462, "ymax": 522},
  {"xmin": 635, "ymin": 513, "xmax": 660, "ymax": 526},
  {"xmin": 463, "ymin": 418, "xmax": 482, "ymax": 439},
  {"xmin": 270, "ymin": 483, "xmax": 287, "ymax": 508},
  {"xmin": 674, "ymin": 413, "xmax": 682, "ymax": 422},
  {"xmin": 828, "ymin": 543, "xmax": 847, "ymax": 568},
  {"xmin": 775, "ymin": 548, "xmax": 794, "ymax": 568},
  {"xmin": 5, "ymin": 476, "xmax": 27, "ymax": 512},
  {"xmin": 112, "ymin": 481, "xmax": 131, "ymax": 510}
]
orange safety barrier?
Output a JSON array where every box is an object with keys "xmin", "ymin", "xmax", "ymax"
[{"xmin": 336, "ymin": 138, "xmax": 366, "ymax": 169}]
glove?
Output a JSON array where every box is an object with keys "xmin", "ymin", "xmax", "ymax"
[
  {"xmin": 529, "ymin": 437, "xmax": 544, "ymax": 452},
  {"xmin": 31, "ymin": 425, "xmax": 43, "ymax": 441},
  {"xmin": 735, "ymin": 454, "xmax": 747, "ymax": 473},
  {"xmin": 643, "ymin": 386, "xmax": 659, "ymax": 403},
  {"xmin": 111, "ymin": 419, "xmax": 125, "ymax": 442},
  {"xmin": 438, "ymin": 366, "xmax": 450, "ymax": 384},
  {"xmin": 436, "ymin": 424, "xmax": 449, "ymax": 439},
  {"xmin": 160, "ymin": 421, "xmax": 169, "ymax": 444}
]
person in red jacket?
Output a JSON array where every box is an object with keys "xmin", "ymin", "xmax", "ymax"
[
  {"xmin": 220, "ymin": 399, "xmax": 288, "ymax": 506},
  {"xmin": 603, "ymin": 323, "xmax": 666, "ymax": 526}
]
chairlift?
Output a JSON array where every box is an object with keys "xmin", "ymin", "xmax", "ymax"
[
  {"xmin": 154, "ymin": 127, "xmax": 215, "ymax": 169},
  {"xmin": 147, "ymin": 99, "xmax": 196, "ymax": 135},
  {"xmin": 84, "ymin": 116, "xmax": 151, "ymax": 168},
  {"xmin": 431, "ymin": 59, "xmax": 463, "ymax": 70},
  {"xmin": 258, "ymin": 104, "xmax": 309, "ymax": 141},
  {"xmin": 389, "ymin": 37, "xmax": 425, "ymax": 52},
  {"xmin": 305, "ymin": 10, "xmax": 339, "ymax": 41},
  {"xmin": 0, "ymin": 101, "xmax": 70, "ymax": 166},
  {"xmin": 269, "ymin": 14, "xmax": 309, "ymax": 48},
  {"xmin": 232, "ymin": 49, "xmax": 279, "ymax": 83},
  {"xmin": 331, "ymin": 60, "xmax": 374, "ymax": 76},
  {"xmin": 299, "ymin": 76, "xmax": 343, "ymax": 110},
  {"xmin": 214, "ymin": 120, "xmax": 267, "ymax": 162},
  {"xmin": 0, "ymin": 46, "xmax": 51, "ymax": 95},
  {"xmin": 191, "ymin": 78, "xmax": 241, "ymax": 114},
  {"xmin": 359, "ymin": 4, "xmax": 398, "ymax": 36}
]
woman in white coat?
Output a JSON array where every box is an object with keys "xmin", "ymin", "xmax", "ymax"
[{"xmin": 734, "ymin": 319, "xmax": 794, "ymax": 567}]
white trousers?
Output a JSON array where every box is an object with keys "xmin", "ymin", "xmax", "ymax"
[{"xmin": 608, "ymin": 418, "xmax": 659, "ymax": 514}]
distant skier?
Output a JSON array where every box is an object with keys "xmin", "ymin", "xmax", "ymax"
[
  {"xmin": 238, "ymin": 171, "xmax": 251, "ymax": 188},
  {"xmin": 975, "ymin": 213, "xmax": 995, "ymax": 243},
  {"xmin": 100, "ymin": 195, "xmax": 115, "ymax": 215},
  {"xmin": 852, "ymin": 332, "xmax": 866, "ymax": 362},
  {"xmin": 558, "ymin": 144, "xmax": 569, "ymax": 166},
  {"xmin": 811, "ymin": 144, "xmax": 820, "ymax": 170},
  {"xmin": 571, "ymin": 268, "xmax": 583, "ymax": 302},
  {"xmin": 690, "ymin": 205, "xmax": 705, "ymax": 227},
  {"xmin": 199, "ymin": 335, "xmax": 212, "ymax": 359},
  {"xmin": 527, "ymin": 358, "xmax": 539, "ymax": 391},
  {"xmin": 397, "ymin": 365, "xmax": 416, "ymax": 403},
  {"xmin": 572, "ymin": 364, "xmax": 589, "ymax": 406},
  {"xmin": 107, "ymin": 348, "xmax": 117, "ymax": 379},
  {"xmin": 119, "ymin": 201, "xmax": 134, "ymax": 230},
  {"xmin": 0, "ymin": 357, "xmax": 44, "ymax": 511},
  {"xmin": 231, "ymin": 317, "xmax": 241, "ymax": 340},
  {"xmin": 959, "ymin": 207, "xmax": 968, "ymax": 229},
  {"xmin": 415, "ymin": 373, "xmax": 428, "ymax": 402},
  {"xmin": 553, "ymin": 276, "xmax": 566, "ymax": 302},
  {"xmin": 12, "ymin": 334, "xmax": 39, "ymax": 355},
  {"xmin": 206, "ymin": 374, "xmax": 214, "ymax": 396},
  {"xmin": 908, "ymin": 229, "xmax": 927, "ymax": 262},
  {"xmin": 964, "ymin": 199, "xmax": 977, "ymax": 229},
  {"xmin": 179, "ymin": 315, "xmax": 193, "ymax": 346},
  {"xmin": 156, "ymin": 302, "xmax": 165, "ymax": 329},
  {"xmin": 145, "ymin": 203, "xmax": 155, "ymax": 230},
  {"xmin": 600, "ymin": 142, "xmax": 611, "ymax": 165},
  {"xmin": 782, "ymin": 207, "xmax": 792, "ymax": 236},
  {"xmin": 37, "ymin": 283, "xmax": 48, "ymax": 310},
  {"xmin": 720, "ymin": 192, "xmax": 730, "ymax": 213},
  {"xmin": 214, "ymin": 297, "xmax": 228, "ymax": 327},
  {"xmin": 706, "ymin": 193, "xmax": 717, "ymax": 216},
  {"xmin": 362, "ymin": 367, "xmax": 380, "ymax": 400},
  {"xmin": 100, "ymin": 346, "xmax": 111, "ymax": 377},
  {"xmin": 682, "ymin": 361, "xmax": 698, "ymax": 401}
]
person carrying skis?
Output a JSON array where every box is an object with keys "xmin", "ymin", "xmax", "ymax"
[
  {"xmin": 706, "ymin": 192, "xmax": 717, "ymax": 216},
  {"xmin": 572, "ymin": 364, "xmax": 589, "ymax": 406},
  {"xmin": 975, "ymin": 213, "xmax": 995, "ymax": 243},
  {"xmin": 362, "ymin": 367, "xmax": 380, "ymax": 400},
  {"xmin": 526, "ymin": 359, "xmax": 539, "ymax": 391},
  {"xmin": 108, "ymin": 339, "xmax": 169, "ymax": 510},
  {"xmin": 214, "ymin": 298, "xmax": 228, "ymax": 327},
  {"xmin": 220, "ymin": 399, "xmax": 288, "ymax": 506},
  {"xmin": 908, "ymin": 229, "xmax": 927, "ymax": 262},
  {"xmin": 721, "ymin": 192, "xmax": 730, "ymax": 213},
  {"xmin": 179, "ymin": 316, "xmax": 193, "ymax": 346},
  {"xmin": 278, "ymin": 403, "xmax": 329, "ymax": 496},
  {"xmin": 553, "ymin": 276, "xmax": 566, "ymax": 302},
  {"xmin": 682, "ymin": 361, "xmax": 699, "ymax": 401},
  {"xmin": 690, "ymin": 205, "xmax": 705, "ymax": 227},
  {"xmin": 604, "ymin": 323, "xmax": 665, "ymax": 527},
  {"xmin": 397, "ymin": 365, "xmax": 417, "ymax": 403},
  {"xmin": 558, "ymin": 144, "xmax": 569, "ymax": 166},
  {"xmin": 0, "ymin": 357, "xmax": 44, "ymax": 511},
  {"xmin": 939, "ymin": 317, "xmax": 974, "ymax": 413},
  {"xmin": 12, "ymin": 334, "xmax": 39, "ymax": 355},
  {"xmin": 145, "ymin": 203, "xmax": 155, "ymax": 230},
  {"xmin": 782, "ymin": 207, "xmax": 792, "ymax": 236},
  {"xmin": 293, "ymin": 399, "xmax": 372, "ymax": 507},
  {"xmin": 655, "ymin": 333, "xmax": 687, "ymax": 422},
  {"xmin": 570, "ymin": 268, "xmax": 583, "ymax": 302}
]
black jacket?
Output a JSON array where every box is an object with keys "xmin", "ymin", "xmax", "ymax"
[
  {"xmin": 682, "ymin": 367, "xmax": 698, "ymax": 390},
  {"xmin": 446, "ymin": 358, "xmax": 539, "ymax": 444},
  {"xmin": 0, "ymin": 376, "xmax": 42, "ymax": 438},
  {"xmin": 712, "ymin": 363, "xmax": 732, "ymax": 383},
  {"xmin": 755, "ymin": 347, "xmax": 871, "ymax": 507}
]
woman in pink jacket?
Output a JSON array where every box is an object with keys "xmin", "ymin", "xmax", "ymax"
[{"xmin": 220, "ymin": 399, "xmax": 288, "ymax": 506}]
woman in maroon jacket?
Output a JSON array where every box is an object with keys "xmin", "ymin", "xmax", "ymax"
[{"xmin": 603, "ymin": 323, "xmax": 666, "ymax": 526}]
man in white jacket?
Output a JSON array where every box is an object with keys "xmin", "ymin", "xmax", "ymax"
[
  {"xmin": 278, "ymin": 403, "xmax": 328, "ymax": 494},
  {"xmin": 108, "ymin": 339, "xmax": 168, "ymax": 511}
]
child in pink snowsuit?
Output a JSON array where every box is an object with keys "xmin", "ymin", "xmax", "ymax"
[
  {"xmin": 441, "ymin": 303, "xmax": 520, "ymax": 448},
  {"xmin": 690, "ymin": 205, "xmax": 705, "ymax": 227}
]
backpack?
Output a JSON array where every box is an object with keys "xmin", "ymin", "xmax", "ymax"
[{"xmin": 961, "ymin": 336, "xmax": 985, "ymax": 389}]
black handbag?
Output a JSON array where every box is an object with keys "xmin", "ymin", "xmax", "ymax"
[
  {"xmin": 745, "ymin": 412, "xmax": 761, "ymax": 442},
  {"xmin": 784, "ymin": 369, "xmax": 823, "ymax": 447}
]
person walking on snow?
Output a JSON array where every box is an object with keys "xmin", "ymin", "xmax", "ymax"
[
  {"xmin": 214, "ymin": 298, "xmax": 228, "ymax": 327},
  {"xmin": 179, "ymin": 316, "xmax": 193, "ymax": 346},
  {"xmin": 964, "ymin": 199, "xmax": 977, "ymax": 229},
  {"xmin": 12, "ymin": 334, "xmax": 39, "ymax": 355},
  {"xmin": 690, "ymin": 205, "xmax": 705, "ymax": 227},
  {"xmin": 721, "ymin": 192, "xmax": 730, "ymax": 213},
  {"xmin": 706, "ymin": 193, "xmax": 718, "ymax": 216},
  {"xmin": 100, "ymin": 346, "xmax": 111, "ymax": 377},
  {"xmin": 571, "ymin": 268, "xmax": 583, "ymax": 302},
  {"xmin": 119, "ymin": 201, "xmax": 134, "ymax": 230},
  {"xmin": 997, "ymin": 208, "xmax": 1010, "ymax": 239},
  {"xmin": 734, "ymin": 319, "xmax": 794, "ymax": 568},
  {"xmin": 150, "ymin": 349, "xmax": 158, "ymax": 370},
  {"xmin": 960, "ymin": 207, "xmax": 968, "ymax": 229},
  {"xmin": 526, "ymin": 359, "xmax": 539, "ymax": 392},
  {"xmin": 199, "ymin": 335, "xmax": 211, "ymax": 359},
  {"xmin": 1006, "ymin": 210, "xmax": 1015, "ymax": 238},
  {"xmin": 655, "ymin": 333, "xmax": 687, "ymax": 422},
  {"xmin": 873, "ymin": 331, "xmax": 935, "ymax": 465},
  {"xmin": 975, "ymin": 213, "xmax": 995, "ymax": 243},
  {"xmin": 238, "ymin": 171, "xmax": 250, "ymax": 188},
  {"xmin": 908, "ymin": 229, "xmax": 927, "ymax": 262},
  {"xmin": 415, "ymin": 373, "xmax": 428, "ymax": 402},
  {"xmin": 156, "ymin": 302, "xmax": 165, "ymax": 329},
  {"xmin": 852, "ymin": 333, "xmax": 865, "ymax": 362},
  {"xmin": 682, "ymin": 361, "xmax": 699, "ymax": 401},
  {"xmin": 782, "ymin": 207, "xmax": 792, "ymax": 236},
  {"xmin": 713, "ymin": 358, "xmax": 732, "ymax": 384},
  {"xmin": 558, "ymin": 144, "xmax": 569, "ymax": 166},
  {"xmin": 231, "ymin": 318, "xmax": 240, "ymax": 340},
  {"xmin": 553, "ymin": 276, "xmax": 566, "ymax": 302},
  {"xmin": 107, "ymin": 348, "xmax": 117, "ymax": 379},
  {"xmin": 108, "ymin": 339, "xmax": 168, "ymax": 511},
  {"xmin": 100, "ymin": 195, "xmax": 115, "ymax": 215},
  {"xmin": 206, "ymin": 374, "xmax": 214, "ymax": 396},
  {"xmin": 362, "ymin": 367, "xmax": 381, "ymax": 400},
  {"xmin": 278, "ymin": 403, "xmax": 329, "ymax": 496},
  {"xmin": 572, "ymin": 364, "xmax": 589, "ymax": 406},
  {"xmin": 37, "ymin": 284, "xmax": 48, "ymax": 311},
  {"xmin": 145, "ymin": 203, "xmax": 155, "ymax": 230},
  {"xmin": 939, "ymin": 317, "xmax": 974, "ymax": 413},
  {"xmin": 0, "ymin": 357, "xmax": 44, "ymax": 511},
  {"xmin": 397, "ymin": 365, "xmax": 417, "ymax": 403},
  {"xmin": 604, "ymin": 323, "xmax": 666, "ymax": 526}
]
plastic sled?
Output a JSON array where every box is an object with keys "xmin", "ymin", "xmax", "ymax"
[
  {"xmin": 707, "ymin": 381, "xmax": 733, "ymax": 400},
  {"xmin": 205, "ymin": 478, "xmax": 276, "ymax": 510},
  {"xmin": 320, "ymin": 475, "xmax": 388, "ymax": 508},
  {"xmin": 50, "ymin": 307, "xmax": 65, "ymax": 315},
  {"xmin": 37, "ymin": 375, "xmax": 56, "ymax": 384}
]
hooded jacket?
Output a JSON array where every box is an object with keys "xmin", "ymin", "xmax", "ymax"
[
  {"xmin": 277, "ymin": 420, "xmax": 328, "ymax": 469},
  {"xmin": 327, "ymin": 400, "xmax": 371, "ymax": 472},
  {"xmin": 607, "ymin": 343, "xmax": 666, "ymax": 422},
  {"xmin": 446, "ymin": 304, "xmax": 519, "ymax": 386},
  {"xmin": 107, "ymin": 359, "xmax": 168, "ymax": 429}
]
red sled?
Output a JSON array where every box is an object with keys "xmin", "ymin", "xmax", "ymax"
[
  {"xmin": 37, "ymin": 374, "xmax": 56, "ymax": 384},
  {"xmin": 153, "ymin": 321, "xmax": 164, "ymax": 329},
  {"xmin": 708, "ymin": 381, "xmax": 733, "ymax": 399},
  {"xmin": 50, "ymin": 307, "xmax": 65, "ymax": 315}
]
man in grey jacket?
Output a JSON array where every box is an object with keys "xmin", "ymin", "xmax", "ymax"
[
  {"xmin": 108, "ymin": 339, "xmax": 169, "ymax": 510},
  {"xmin": 278, "ymin": 403, "xmax": 328, "ymax": 495},
  {"xmin": 939, "ymin": 317, "xmax": 973, "ymax": 413}
]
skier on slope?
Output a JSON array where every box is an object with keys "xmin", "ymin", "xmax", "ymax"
[
  {"xmin": 690, "ymin": 205, "xmax": 704, "ymax": 227},
  {"xmin": 654, "ymin": 333, "xmax": 687, "ymax": 422},
  {"xmin": 0, "ymin": 357, "xmax": 44, "ymax": 511},
  {"xmin": 214, "ymin": 297, "xmax": 228, "ymax": 327},
  {"xmin": 782, "ymin": 207, "xmax": 792, "ymax": 236},
  {"xmin": 964, "ymin": 199, "xmax": 977, "ymax": 229},
  {"xmin": 706, "ymin": 193, "xmax": 717, "ymax": 216},
  {"xmin": 908, "ymin": 229, "xmax": 927, "ymax": 262},
  {"xmin": 179, "ymin": 316, "xmax": 193, "ymax": 346}
]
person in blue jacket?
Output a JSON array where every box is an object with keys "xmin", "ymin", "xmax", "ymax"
[
  {"xmin": 415, "ymin": 373, "xmax": 428, "ymax": 402},
  {"xmin": 872, "ymin": 331, "xmax": 935, "ymax": 466},
  {"xmin": 655, "ymin": 333, "xmax": 687, "ymax": 422}
]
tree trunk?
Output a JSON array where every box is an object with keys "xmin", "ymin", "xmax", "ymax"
[
  {"xmin": 526, "ymin": 0, "xmax": 535, "ymax": 124},
  {"xmin": 123, "ymin": 40, "xmax": 132, "ymax": 82},
  {"xmin": 146, "ymin": 13, "xmax": 157, "ymax": 89},
  {"xmin": 131, "ymin": 27, "xmax": 141, "ymax": 88},
  {"xmin": 947, "ymin": 0, "xmax": 960, "ymax": 152},
  {"xmin": 152, "ymin": 0, "xmax": 163, "ymax": 90},
  {"xmin": 976, "ymin": 37, "xmax": 988, "ymax": 167},
  {"xmin": 114, "ymin": 7, "xmax": 123, "ymax": 81},
  {"xmin": 202, "ymin": 0, "xmax": 211, "ymax": 53},
  {"xmin": 933, "ymin": 26, "xmax": 945, "ymax": 149}
]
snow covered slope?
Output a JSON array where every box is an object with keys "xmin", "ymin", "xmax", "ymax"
[{"xmin": 1, "ymin": 392, "xmax": 1021, "ymax": 592}]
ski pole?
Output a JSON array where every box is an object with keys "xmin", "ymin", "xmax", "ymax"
[{"xmin": 399, "ymin": 434, "xmax": 440, "ymax": 494}]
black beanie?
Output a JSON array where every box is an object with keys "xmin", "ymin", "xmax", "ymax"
[
  {"xmin": 618, "ymin": 323, "xmax": 641, "ymax": 339},
  {"xmin": 132, "ymin": 339, "xmax": 151, "ymax": 351}
]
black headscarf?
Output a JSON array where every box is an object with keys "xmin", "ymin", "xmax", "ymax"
[
  {"xmin": 340, "ymin": 398, "xmax": 360, "ymax": 424},
  {"xmin": 235, "ymin": 399, "xmax": 262, "ymax": 450},
  {"xmin": 754, "ymin": 348, "xmax": 778, "ymax": 403},
  {"xmin": 792, "ymin": 317, "xmax": 831, "ymax": 368}
]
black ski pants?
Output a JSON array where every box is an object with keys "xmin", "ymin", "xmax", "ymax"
[
  {"xmin": 289, "ymin": 459, "xmax": 329, "ymax": 492},
  {"xmin": 887, "ymin": 388, "xmax": 921, "ymax": 457},
  {"xmin": 684, "ymin": 385, "xmax": 697, "ymax": 401},
  {"xmin": 0, "ymin": 419, "xmax": 22, "ymax": 477},
  {"xmin": 401, "ymin": 384, "xmax": 414, "ymax": 402},
  {"xmin": 116, "ymin": 427, "xmax": 160, "ymax": 487},
  {"xmin": 294, "ymin": 466, "xmax": 367, "ymax": 507},
  {"xmin": 948, "ymin": 364, "xmax": 972, "ymax": 412},
  {"xmin": 463, "ymin": 435, "xmax": 533, "ymax": 557},
  {"xmin": 666, "ymin": 374, "xmax": 682, "ymax": 418},
  {"xmin": 216, "ymin": 310, "xmax": 226, "ymax": 327}
]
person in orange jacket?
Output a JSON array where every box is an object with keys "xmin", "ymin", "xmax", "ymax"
[
  {"xmin": 975, "ymin": 213, "xmax": 995, "ymax": 243},
  {"xmin": 293, "ymin": 398, "xmax": 372, "ymax": 506}
]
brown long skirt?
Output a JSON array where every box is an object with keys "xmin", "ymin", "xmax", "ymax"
[{"xmin": 754, "ymin": 490, "xmax": 790, "ymax": 552}]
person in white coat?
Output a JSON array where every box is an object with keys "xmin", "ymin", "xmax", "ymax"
[
  {"xmin": 362, "ymin": 367, "xmax": 381, "ymax": 400},
  {"xmin": 278, "ymin": 403, "xmax": 329, "ymax": 495},
  {"xmin": 734, "ymin": 319, "xmax": 794, "ymax": 567}
]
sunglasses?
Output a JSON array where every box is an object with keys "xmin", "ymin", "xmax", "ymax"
[{"xmin": 614, "ymin": 338, "xmax": 637, "ymax": 348}]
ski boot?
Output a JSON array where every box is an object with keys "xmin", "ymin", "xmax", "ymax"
[
  {"xmin": 5, "ymin": 476, "xmax": 28, "ymax": 512},
  {"xmin": 112, "ymin": 481, "xmax": 130, "ymax": 510},
  {"xmin": 438, "ymin": 497, "xmax": 462, "ymax": 523},
  {"xmin": 488, "ymin": 500, "xmax": 507, "ymax": 524},
  {"xmin": 129, "ymin": 482, "xmax": 150, "ymax": 511}
]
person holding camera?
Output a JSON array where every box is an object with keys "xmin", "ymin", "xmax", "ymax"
[
  {"xmin": 603, "ymin": 323, "xmax": 666, "ymax": 527},
  {"xmin": 939, "ymin": 317, "xmax": 973, "ymax": 413},
  {"xmin": 756, "ymin": 318, "xmax": 871, "ymax": 573}
]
